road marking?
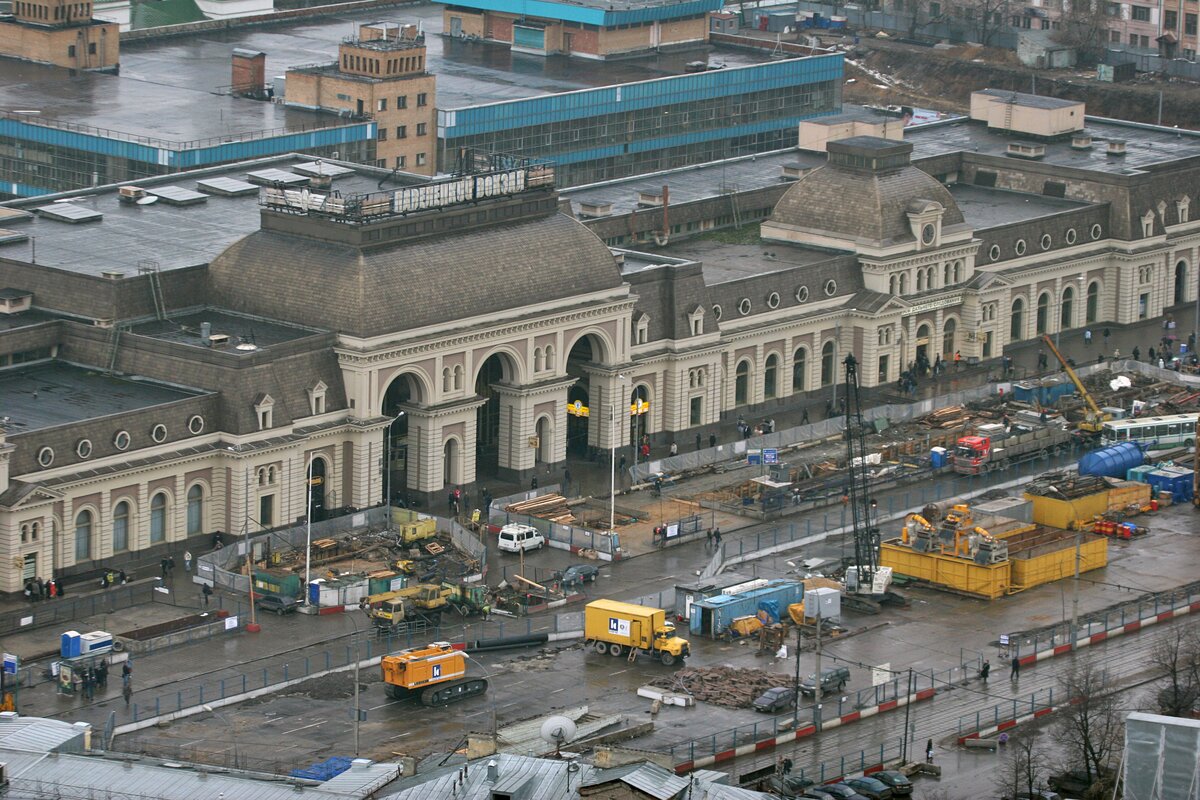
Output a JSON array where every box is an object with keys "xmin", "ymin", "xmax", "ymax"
[
  {"xmin": 369, "ymin": 700, "xmax": 403, "ymax": 711},
  {"xmin": 612, "ymin": 669, "xmax": 629, "ymax": 675},
  {"xmin": 281, "ymin": 721, "xmax": 325, "ymax": 735},
  {"xmin": 385, "ymin": 731, "xmax": 413, "ymax": 741},
  {"xmin": 550, "ymin": 688, "xmax": 565, "ymax": 694}
]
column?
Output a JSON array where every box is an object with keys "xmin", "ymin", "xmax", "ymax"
[{"xmin": 495, "ymin": 379, "xmax": 573, "ymax": 479}]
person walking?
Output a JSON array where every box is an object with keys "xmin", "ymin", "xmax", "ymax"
[
  {"xmin": 709, "ymin": 433, "xmax": 717, "ymax": 448},
  {"xmin": 530, "ymin": 475, "xmax": 538, "ymax": 490},
  {"xmin": 96, "ymin": 660, "xmax": 108, "ymax": 690},
  {"xmin": 668, "ymin": 441, "xmax": 678, "ymax": 457},
  {"xmin": 1149, "ymin": 346, "xmax": 1157, "ymax": 363},
  {"xmin": 695, "ymin": 433, "xmax": 702, "ymax": 451},
  {"xmin": 800, "ymin": 407, "xmax": 810, "ymax": 425},
  {"xmin": 184, "ymin": 550, "xmax": 193, "ymax": 572},
  {"xmin": 123, "ymin": 682, "xmax": 133, "ymax": 707},
  {"xmin": 706, "ymin": 528, "xmax": 713, "ymax": 549},
  {"xmin": 925, "ymin": 739, "xmax": 934, "ymax": 763},
  {"xmin": 1133, "ymin": 346, "xmax": 1141, "ymax": 361},
  {"xmin": 713, "ymin": 528, "xmax": 722, "ymax": 546},
  {"xmin": 1084, "ymin": 329, "xmax": 1092, "ymax": 346},
  {"xmin": 482, "ymin": 488, "xmax": 492, "ymax": 513},
  {"xmin": 1159, "ymin": 357, "xmax": 1166, "ymax": 369},
  {"xmin": 202, "ymin": 584, "xmax": 213, "ymax": 607},
  {"xmin": 980, "ymin": 659, "xmax": 990, "ymax": 684},
  {"xmin": 1010, "ymin": 655, "xmax": 1020, "ymax": 680},
  {"xmin": 122, "ymin": 660, "xmax": 132, "ymax": 688},
  {"xmin": 1103, "ymin": 327, "xmax": 1111, "ymax": 348}
]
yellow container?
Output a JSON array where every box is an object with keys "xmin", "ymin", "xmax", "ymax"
[
  {"xmin": 1025, "ymin": 491, "xmax": 1109, "ymax": 530},
  {"xmin": 1107, "ymin": 482, "xmax": 1151, "ymax": 512},
  {"xmin": 881, "ymin": 540, "xmax": 1011, "ymax": 599},
  {"xmin": 1011, "ymin": 533, "xmax": 1108, "ymax": 589}
]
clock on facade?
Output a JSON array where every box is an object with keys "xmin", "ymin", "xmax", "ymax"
[{"xmin": 921, "ymin": 223, "xmax": 936, "ymax": 244}]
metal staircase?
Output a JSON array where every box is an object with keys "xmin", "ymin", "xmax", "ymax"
[{"xmin": 138, "ymin": 260, "xmax": 167, "ymax": 322}]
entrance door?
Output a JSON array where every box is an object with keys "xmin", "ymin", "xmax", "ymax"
[
  {"xmin": 449, "ymin": 15, "xmax": 462, "ymax": 37},
  {"xmin": 563, "ymin": 32, "xmax": 573, "ymax": 53},
  {"xmin": 22, "ymin": 553, "xmax": 36, "ymax": 581},
  {"xmin": 260, "ymin": 495, "xmax": 275, "ymax": 528},
  {"xmin": 356, "ymin": 98, "xmax": 364, "ymax": 117}
]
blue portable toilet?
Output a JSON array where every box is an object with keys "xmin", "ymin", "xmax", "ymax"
[{"xmin": 308, "ymin": 581, "xmax": 320, "ymax": 605}]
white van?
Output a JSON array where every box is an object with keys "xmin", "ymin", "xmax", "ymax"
[{"xmin": 497, "ymin": 523, "xmax": 545, "ymax": 553}]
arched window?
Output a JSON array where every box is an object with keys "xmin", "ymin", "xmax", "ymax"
[
  {"xmin": 734, "ymin": 360, "xmax": 751, "ymax": 406},
  {"xmin": 442, "ymin": 367, "xmax": 452, "ymax": 393},
  {"xmin": 1060, "ymin": 286, "xmax": 1074, "ymax": 330},
  {"xmin": 544, "ymin": 344, "xmax": 555, "ymax": 370},
  {"xmin": 113, "ymin": 501, "xmax": 130, "ymax": 552},
  {"xmin": 942, "ymin": 318, "xmax": 957, "ymax": 356},
  {"xmin": 534, "ymin": 348, "xmax": 543, "ymax": 372},
  {"xmin": 1086, "ymin": 281, "xmax": 1100, "ymax": 324},
  {"xmin": 764, "ymin": 354, "xmax": 780, "ymax": 399},
  {"xmin": 75, "ymin": 510, "xmax": 92, "ymax": 561},
  {"xmin": 820, "ymin": 341, "xmax": 835, "ymax": 386},
  {"xmin": 899, "ymin": 273, "xmax": 908, "ymax": 295},
  {"xmin": 453, "ymin": 364, "xmax": 464, "ymax": 390},
  {"xmin": 150, "ymin": 493, "xmax": 168, "ymax": 543},
  {"xmin": 1010, "ymin": 297, "xmax": 1025, "ymax": 341},
  {"xmin": 890, "ymin": 275, "xmax": 899, "ymax": 295},
  {"xmin": 1036, "ymin": 292, "xmax": 1050, "ymax": 335},
  {"xmin": 916, "ymin": 270, "xmax": 925, "ymax": 292},
  {"xmin": 792, "ymin": 347, "xmax": 808, "ymax": 392},
  {"xmin": 187, "ymin": 485, "xmax": 203, "ymax": 536}
]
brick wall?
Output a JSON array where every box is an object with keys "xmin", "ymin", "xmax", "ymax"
[{"xmin": 0, "ymin": 19, "xmax": 119, "ymax": 70}]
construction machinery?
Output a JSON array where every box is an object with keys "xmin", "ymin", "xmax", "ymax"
[
  {"xmin": 441, "ymin": 581, "xmax": 490, "ymax": 615},
  {"xmin": 380, "ymin": 642, "xmax": 488, "ymax": 707},
  {"xmin": 907, "ymin": 504, "xmax": 1009, "ymax": 564},
  {"xmin": 840, "ymin": 354, "xmax": 902, "ymax": 614},
  {"xmin": 584, "ymin": 599, "xmax": 691, "ymax": 666},
  {"xmin": 362, "ymin": 584, "xmax": 449, "ymax": 631},
  {"xmin": 953, "ymin": 421, "xmax": 1073, "ymax": 475},
  {"xmin": 1041, "ymin": 334, "xmax": 1111, "ymax": 435}
]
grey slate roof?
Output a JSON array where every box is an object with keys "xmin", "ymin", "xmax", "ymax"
[
  {"xmin": 769, "ymin": 158, "xmax": 967, "ymax": 247},
  {"xmin": 976, "ymin": 88, "xmax": 1080, "ymax": 109},
  {"xmin": 583, "ymin": 761, "xmax": 689, "ymax": 798},
  {"xmin": 207, "ymin": 213, "xmax": 624, "ymax": 339}
]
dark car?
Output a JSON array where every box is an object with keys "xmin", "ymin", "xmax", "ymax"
[
  {"xmin": 872, "ymin": 771, "xmax": 913, "ymax": 797},
  {"xmin": 799, "ymin": 666, "xmax": 851, "ymax": 697},
  {"xmin": 843, "ymin": 776, "xmax": 894, "ymax": 800},
  {"xmin": 765, "ymin": 774, "xmax": 814, "ymax": 797},
  {"xmin": 753, "ymin": 686, "xmax": 797, "ymax": 712},
  {"xmin": 558, "ymin": 564, "xmax": 600, "ymax": 586},
  {"xmin": 801, "ymin": 789, "xmax": 837, "ymax": 800},
  {"xmin": 817, "ymin": 785, "xmax": 869, "ymax": 800},
  {"xmin": 254, "ymin": 594, "xmax": 299, "ymax": 616}
]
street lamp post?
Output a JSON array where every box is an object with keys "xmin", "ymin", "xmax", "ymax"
[
  {"xmin": 384, "ymin": 412, "xmax": 405, "ymax": 531},
  {"xmin": 345, "ymin": 610, "xmax": 363, "ymax": 756},
  {"xmin": 831, "ymin": 321, "xmax": 840, "ymax": 410},
  {"xmin": 201, "ymin": 704, "xmax": 241, "ymax": 769},
  {"xmin": 303, "ymin": 455, "xmax": 316, "ymax": 607}
]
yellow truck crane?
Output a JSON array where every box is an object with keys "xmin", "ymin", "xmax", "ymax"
[
  {"xmin": 362, "ymin": 584, "xmax": 449, "ymax": 631},
  {"xmin": 1041, "ymin": 334, "xmax": 1111, "ymax": 435},
  {"xmin": 380, "ymin": 642, "xmax": 487, "ymax": 707},
  {"xmin": 584, "ymin": 599, "xmax": 690, "ymax": 666}
]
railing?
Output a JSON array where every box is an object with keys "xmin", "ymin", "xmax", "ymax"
[
  {"xmin": 956, "ymin": 687, "xmax": 1057, "ymax": 738},
  {"xmin": 0, "ymin": 583, "xmax": 158, "ymax": 637},
  {"xmin": 766, "ymin": 739, "xmax": 906, "ymax": 788}
]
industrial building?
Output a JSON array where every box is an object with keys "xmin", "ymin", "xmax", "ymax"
[
  {"xmin": 0, "ymin": 0, "xmax": 118, "ymax": 72},
  {"xmin": 0, "ymin": 86, "xmax": 1198, "ymax": 593}
]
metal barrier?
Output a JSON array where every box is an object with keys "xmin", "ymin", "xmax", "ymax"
[
  {"xmin": 956, "ymin": 687, "xmax": 1056, "ymax": 737},
  {"xmin": 490, "ymin": 511, "xmax": 618, "ymax": 556},
  {"xmin": 0, "ymin": 583, "xmax": 158, "ymax": 636}
]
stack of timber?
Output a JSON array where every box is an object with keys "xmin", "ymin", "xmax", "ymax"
[
  {"xmin": 503, "ymin": 493, "xmax": 577, "ymax": 524},
  {"xmin": 921, "ymin": 406, "xmax": 969, "ymax": 429}
]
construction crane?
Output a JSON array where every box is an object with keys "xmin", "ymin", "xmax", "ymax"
[
  {"xmin": 840, "ymin": 354, "xmax": 901, "ymax": 614},
  {"xmin": 1040, "ymin": 334, "xmax": 1110, "ymax": 435}
]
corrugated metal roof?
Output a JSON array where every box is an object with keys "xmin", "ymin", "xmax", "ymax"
[
  {"xmin": 381, "ymin": 753, "xmax": 598, "ymax": 800},
  {"xmin": 0, "ymin": 715, "xmax": 87, "ymax": 754},
  {"xmin": 319, "ymin": 761, "xmax": 401, "ymax": 795},
  {"xmin": 610, "ymin": 763, "xmax": 689, "ymax": 799}
]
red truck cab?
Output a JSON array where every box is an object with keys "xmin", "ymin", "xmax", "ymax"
[{"xmin": 954, "ymin": 435, "xmax": 991, "ymax": 475}]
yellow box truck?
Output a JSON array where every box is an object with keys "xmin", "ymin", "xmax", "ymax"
[{"xmin": 584, "ymin": 599, "xmax": 690, "ymax": 666}]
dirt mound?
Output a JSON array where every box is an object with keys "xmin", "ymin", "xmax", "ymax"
[{"xmin": 649, "ymin": 666, "xmax": 793, "ymax": 709}]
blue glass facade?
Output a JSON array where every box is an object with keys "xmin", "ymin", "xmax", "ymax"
[
  {"xmin": 438, "ymin": 55, "xmax": 843, "ymax": 186},
  {"xmin": 437, "ymin": 0, "xmax": 723, "ymax": 27}
]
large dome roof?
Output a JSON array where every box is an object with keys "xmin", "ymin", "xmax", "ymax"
[
  {"xmin": 768, "ymin": 136, "xmax": 965, "ymax": 247},
  {"xmin": 207, "ymin": 212, "xmax": 624, "ymax": 338}
]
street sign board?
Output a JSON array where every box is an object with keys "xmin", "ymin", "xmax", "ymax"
[
  {"xmin": 764, "ymin": 448, "xmax": 779, "ymax": 464},
  {"xmin": 2, "ymin": 653, "xmax": 16, "ymax": 675},
  {"xmin": 747, "ymin": 450, "xmax": 762, "ymax": 465}
]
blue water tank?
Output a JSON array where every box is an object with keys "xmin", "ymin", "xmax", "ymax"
[{"xmin": 1078, "ymin": 442, "xmax": 1146, "ymax": 478}]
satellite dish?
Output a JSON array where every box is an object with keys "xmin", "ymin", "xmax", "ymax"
[
  {"xmin": 136, "ymin": 196, "xmax": 158, "ymax": 205},
  {"xmin": 539, "ymin": 716, "xmax": 577, "ymax": 754}
]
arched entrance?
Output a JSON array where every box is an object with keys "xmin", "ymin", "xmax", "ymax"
[
  {"xmin": 942, "ymin": 318, "xmax": 957, "ymax": 357},
  {"xmin": 566, "ymin": 385, "xmax": 590, "ymax": 457},
  {"xmin": 1060, "ymin": 286, "xmax": 1074, "ymax": 330},
  {"xmin": 309, "ymin": 457, "xmax": 328, "ymax": 521},
  {"xmin": 1176, "ymin": 261, "xmax": 1188, "ymax": 305},
  {"xmin": 1010, "ymin": 298, "xmax": 1025, "ymax": 341},
  {"xmin": 474, "ymin": 352, "xmax": 517, "ymax": 477},
  {"xmin": 735, "ymin": 360, "xmax": 751, "ymax": 404},
  {"xmin": 565, "ymin": 333, "xmax": 610, "ymax": 456},
  {"xmin": 1086, "ymin": 282, "xmax": 1099, "ymax": 324},
  {"xmin": 915, "ymin": 324, "xmax": 931, "ymax": 365},
  {"xmin": 535, "ymin": 416, "xmax": 553, "ymax": 464},
  {"xmin": 630, "ymin": 385, "xmax": 650, "ymax": 449},
  {"xmin": 443, "ymin": 438, "xmax": 461, "ymax": 486},
  {"xmin": 382, "ymin": 371, "xmax": 424, "ymax": 503}
]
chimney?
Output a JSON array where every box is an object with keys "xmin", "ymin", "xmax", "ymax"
[
  {"xmin": 231, "ymin": 49, "xmax": 267, "ymax": 97},
  {"xmin": 486, "ymin": 760, "xmax": 499, "ymax": 782},
  {"xmin": 200, "ymin": 322, "xmax": 211, "ymax": 346}
]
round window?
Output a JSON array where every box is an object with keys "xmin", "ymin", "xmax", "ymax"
[
  {"xmin": 113, "ymin": 430, "xmax": 131, "ymax": 451},
  {"xmin": 795, "ymin": 286, "xmax": 809, "ymax": 303},
  {"xmin": 989, "ymin": 244, "xmax": 1001, "ymax": 261},
  {"xmin": 1014, "ymin": 239, "xmax": 1027, "ymax": 256},
  {"xmin": 767, "ymin": 292, "xmax": 780, "ymax": 310},
  {"xmin": 37, "ymin": 446, "xmax": 54, "ymax": 467},
  {"xmin": 188, "ymin": 415, "xmax": 205, "ymax": 435},
  {"xmin": 824, "ymin": 279, "xmax": 837, "ymax": 297},
  {"xmin": 1065, "ymin": 228, "xmax": 1077, "ymax": 245},
  {"xmin": 1090, "ymin": 224, "xmax": 1102, "ymax": 240},
  {"xmin": 76, "ymin": 439, "xmax": 93, "ymax": 459},
  {"xmin": 738, "ymin": 298, "xmax": 752, "ymax": 316},
  {"xmin": 1040, "ymin": 234, "xmax": 1052, "ymax": 251},
  {"xmin": 151, "ymin": 423, "xmax": 167, "ymax": 443},
  {"xmin": 712, "ymin": 304, "xmax": 722, "ymax": 321}
]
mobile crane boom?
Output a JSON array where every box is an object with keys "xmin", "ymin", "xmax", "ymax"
[{"xmin": 1039, "ymin": 335, "xmax": 1109, "ymax": 433}]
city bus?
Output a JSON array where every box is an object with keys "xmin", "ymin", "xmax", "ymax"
[{"xmin": 1099, "ymin": 414, "xmax": 1198, "ymax": 450}]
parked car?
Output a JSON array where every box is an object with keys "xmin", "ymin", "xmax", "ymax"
[
  {"xmin": 497, "ymin": 523, "xmax": 545, "ymax": 553},
  {"xmin": 799, "ymin": 666, "xmax": 851, "ymax": 696},
  {"xmin": 753, "ymin": 686, "xmax": 797, "ymax": 712},
  {"xmin": 764, "ymin": 774, "xmax": 814, "ymax": 797},
  {"xmin": 1014, "ymin": 791, "xmax": 1063, "ymax": 800},
  {"xmin": 557, "ymin": 564, "xmax": 600, "ymax": 586},
  {"xmin": 844, "ymin": 776, "xmax": 894, "ymax": 800},
  {"xmin": 872, "ymin": 771, "xmax": 913, "ymax": 797},
  {"xmin": 816, "ymin": 785, "xmax": 869, "ymax": 800},
  {"xmin": 255, "ymin": 594, "xmax": 299, "ymax": 616},
  {"xmin": 801, "ymin": 789, "xmax": 837, "ymax": 800},
  {"xmin": 1048, "ymin": 767, "xmax": 1111, "ymax": 796}
]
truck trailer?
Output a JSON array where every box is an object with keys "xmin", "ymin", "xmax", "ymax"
[
  {"xmin": 584, "ymin": 599, "xmax": 690, "ymax": 666},
  {"xmin": 953, "ymin": 422, "xmax": 1073, "ymax": 475}
]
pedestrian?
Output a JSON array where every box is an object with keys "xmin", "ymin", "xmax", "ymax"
[
  {"xmin": 695, "ymin": 433, "xmax": 702, "ymax": 451},
  {"xmin": 825, "ymin": 399, "xmax": 834, "ymax": 418},
  {"xmin": 980, "ymin": 659, "xmax": 990, "ymax": 684},
  {"xmin": 118, "ymin": 570, "xmax": 127, "ymax": 585},
  {"xmin": 100, "ymin": 572, "xmax": 110, "ymax": 589},
  {"xmin": 23, "ymin": 581, "xmax": 32, "ymax": 602},
  {"xmin": 925, "ymin": 739, "xmax": 934, "ymax": 763},
  {"xmin": 1149, "ymin": 346, "xmax": 1157, "ymax": 362},
  {"xmin": 1159, "ymin": 357, "xmax": 1165, "ymax": 369},
  {"xmin": 463, "ymin": 489, "xmax": 471, "ymax": 510},
  {"xmin": 96, "ymin": 660, "xmax": 108, "ymax": 689},
  {"xmin": 123, "ymin": 682, "xmax": 133, "ymax": 706},
  {"xmin": 709, "ymin": 433, "xmax": 717, "ymax": 448},
  {"xmin": 122, "ymin": 661, "xmax": 132, "ymax": 688},
  {"xmin": 1084, "ymin": 329, "xmax": 1092, "ymax": 346},
  {"xmin": 202, "ymin": 584, "xmax": 213, "ymax": 607},
  {"xmin": 619, "ymin": 454, "xmax": 627, "ymax": 472},
  {"xmin": 48, "ymin": 579, "xmax": 57, "ymax": 598},
  {"xmin": 160, "ymin": 558, "xmax": 169, "ymax": 580},
  {"xmin": 801, "ymin": 407, "xmax": 810, "ymax": 425},
  {"xmin": 447, "ymin": 491, "xmax": 455, "ymax": 515},
  {"xmin": 706, "ymin": 528, "xmax": 713, "ymax": 548},
  {"xmin": 482, "ymin": 488, "xmax": 492, "ymax": 512},
  {"xmin": 713, "ymin": 528, "xmax": 722, "ymax": 546},
  {"xmin": 1037, "ymin": 350, "xmax": 1048, "ymax": 371},
  {"xmin": 1103, "ymin": 327, "xmax": 1110, "ymax": 346},
  {"xmin": 954, "ymin": 350, "xmax": 962, "ymax": 371},
  {"xmin": 82, "ymin": 668, "xmax": 94, "ymax": 701},
  {"xmin": 669, "ymin": 441, "xmax": 678, "ymax": 457},
  {"xmin": 167, "ymin": 556, "xmax": 175, "ymax": 577},
  {"xmin": 1010, "ymin": 655, "xmax": 1020, "ymax": 679},
  {"xmin": 1133, "ymin": 346, "xmax": 1141, "ymax": 361},
  {"xmin": 35, "ymin": 576, "xmax": 44, "ymax": 600},
  {"xmin": 1113, "ymin": 348, "xmax": 1121, "ymax": 359},
  {"xmin": 530, "ymin": 475, "xmax": 538, "ymax": 490},
  {"xmin": 72, "ymin": 670, "xmax": 82, "ymax": 696},
  {"xmin": 640, "ymin": 442, "xmax": 650, "ymax": 459},
  {"xmin": 184, "ymin": 550, "xmax": 193, "ymax": 572},
  {"xmin": 56, "ymin": 577, "xmax": 65, "ymax": 597}
]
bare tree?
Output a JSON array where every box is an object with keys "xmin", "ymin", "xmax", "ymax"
[
  {"xmin": 1053, "ymin": 0, "xmax": 1112, "ymax": 64},
  {"xmin": 1057, "ymin": 657, "xmax": 1123, "ymax": 786},
  {"xmin": 1149, "ymin": 624, "xmax": 1200, "ymax": 717},
  {"xmin": 962, "ymin": 0, "xmax": 1011, "ymax": 46},
  {"xmin": 996, "ymin": 731, "xmax": 1050, "ymax": 800}
]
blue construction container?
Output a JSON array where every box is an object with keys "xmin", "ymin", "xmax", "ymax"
[
  {"xmin": 688, "ymin": 580, "xmax": 806, "ymax": 638},
  {"xmin": 291, "ymin": 757, "xmax": 352, "ymax": 781},
  {"xmin": 1127, "ymin": 464, "xmax": 1156, "ymax": 482},
  {"xmin": 1146, "ymin": 467, "xmax": 1195, "ymax": 503},
  {"xmin": 1078, "ymin": 442, "xmax": 1145, "ymax": 478},
  {"xmin": 1011, "ymin": 378, "xmax": 1076, "ymax": 406},
  {"xmin": 930, "ymin": 447, "xmax": 948, "ymax": 469}
]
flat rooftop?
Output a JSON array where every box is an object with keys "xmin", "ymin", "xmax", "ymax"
[
  {"xmin": 947, "ymin": 183, "xmax": 1090, "ymax": 228},
  {"xmin": 0, "ymin": 2, "xmax": 769, "ymax": 144},
  {"xmin": 129, "ymin": 309, "xmax": 324, "ymax": 349},
  {"xmin": 0, "ymin": 155, "xmax": 412, "ymax": 275},
  {"xmin": 659, "ymin": 239, "xmax": 847, "ymax": 285},
  {"xmin": 0, "ymin": 362, "xmax": 204, "ymax": 433}
]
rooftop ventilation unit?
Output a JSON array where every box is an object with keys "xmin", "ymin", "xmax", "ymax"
[
  {"xmin": 207, "ymin": 333, "xmax": 231, "ymax": 348},
  {"xmin": 1005, "ymin": 141, "xmax": 1046, "ymax": 160},
  {"xmin": 780, "ymin": 163, "xmax": 810, "ymax": 180},
  {"xmin": 1070, "ymin": 134, "xmax": 1093, "ymax": 150},
  {"xmin": 1107, "ymin": 140, "xmax": 1127, "ymax": 156},
  {"xmin": 577, "ymin": 201, "xmax": 612, "ymax": 219},
  {"xmin": 636, "ymin": 190, "xmax": 664, "ymax": 207}
]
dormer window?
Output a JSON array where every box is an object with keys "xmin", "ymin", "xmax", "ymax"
[
  {"xmin": 1178, "ymin": 196, "xmax": 1191, "ymax": 225},
  {"xmin": 255, "ymin": 394, "xmax": 275, "ymax": 430},
  {"xmin": 688, "ymin": 305, "xmax": 704, "ymax": 336},
  {"xmin": 1141, "ymin": 210, "xmax": 1155, "ymax": 238},
  {"xmin": 634, "ymin": 313, "xmax": 650, "ymax": 345},
  {"xmin": 307, "ymin": 381, "xmax": 328, "ymax": 416}
]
